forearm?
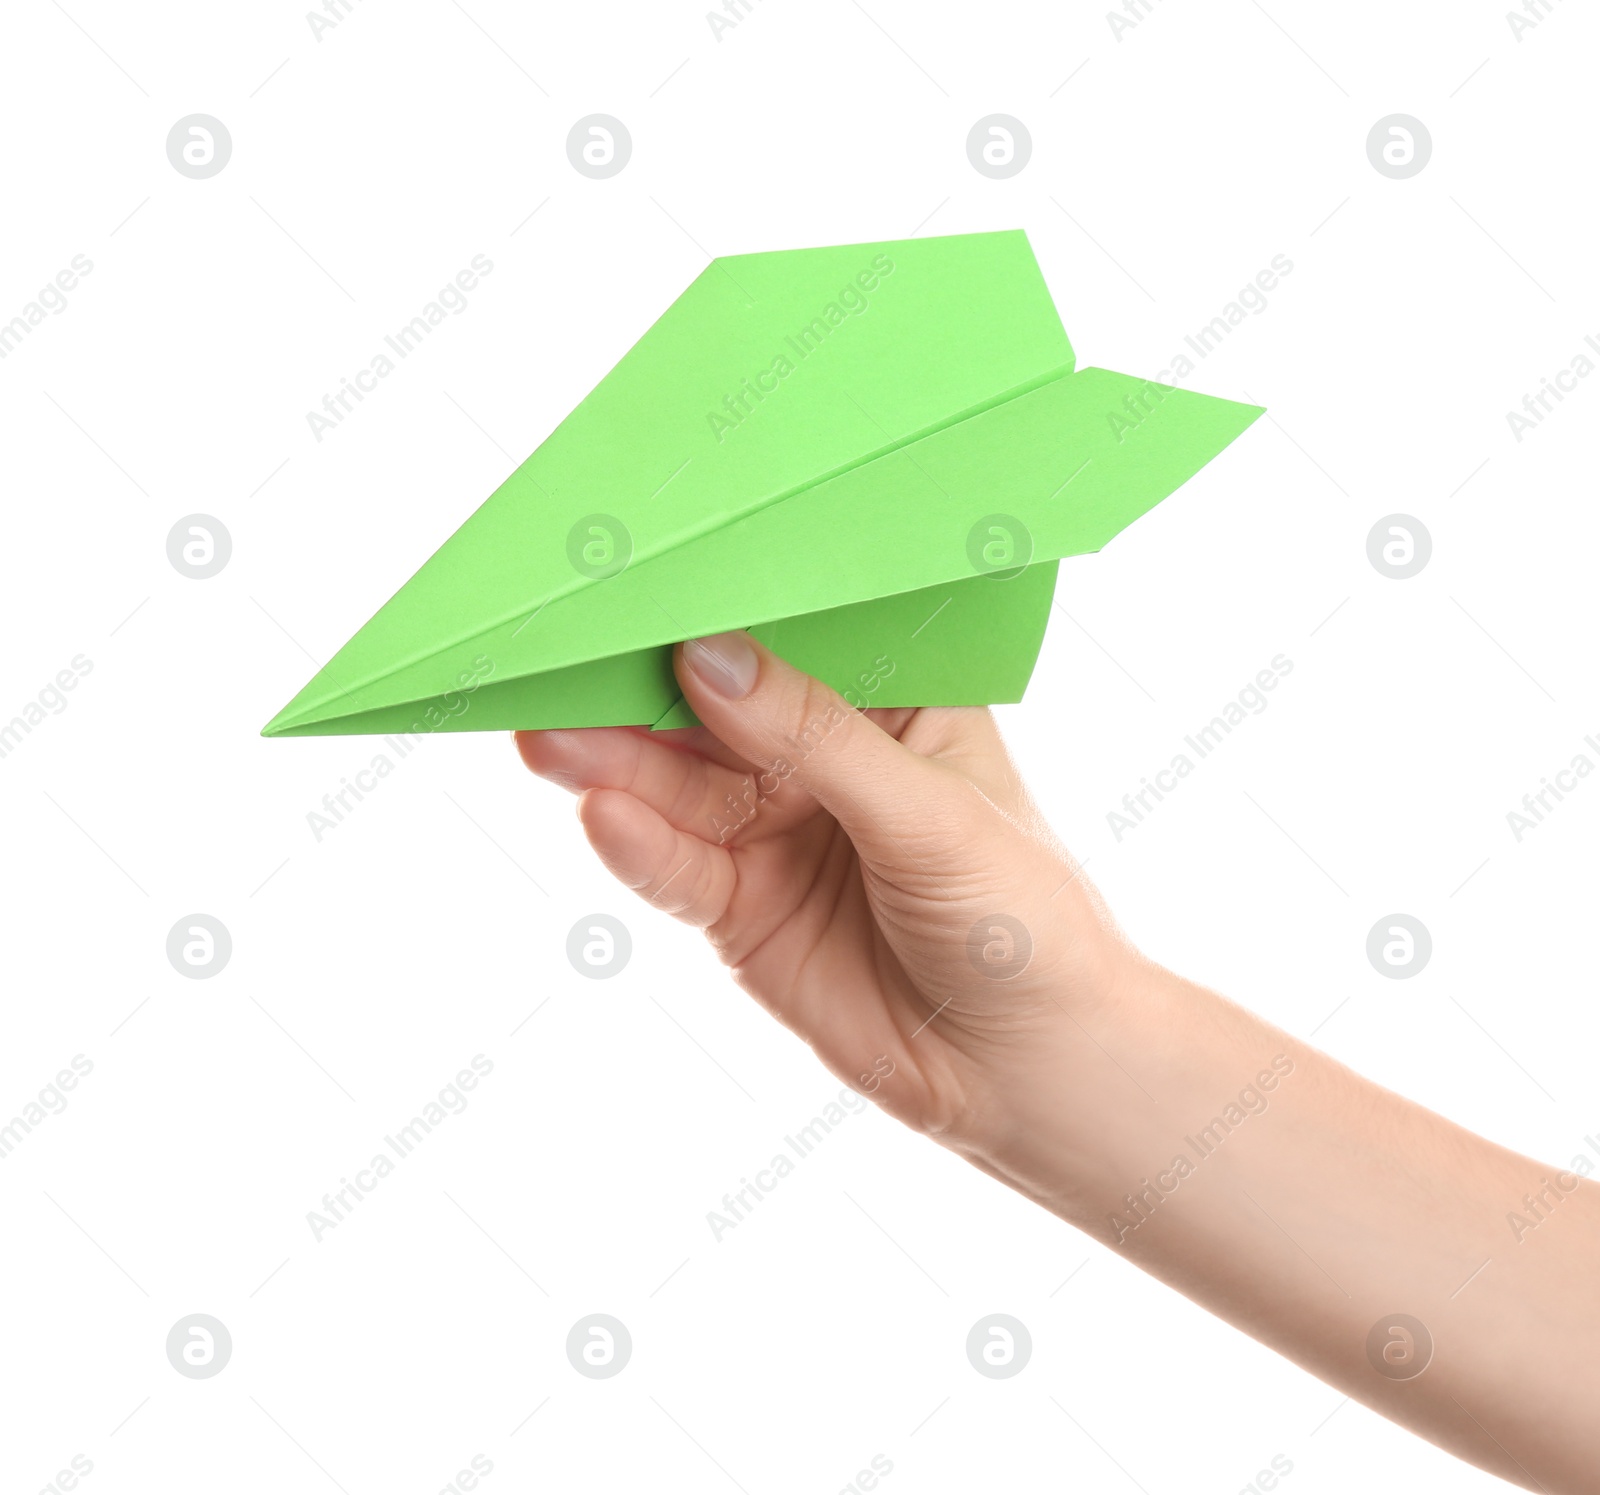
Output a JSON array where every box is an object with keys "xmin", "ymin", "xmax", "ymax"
[
  {"xmin": 953, "ymin": 956, "xmax": 1600, "ymax": 1492},
  {"xmin": 524, "ymin": 647, "xmax": 1595, "ymax": 1483}
]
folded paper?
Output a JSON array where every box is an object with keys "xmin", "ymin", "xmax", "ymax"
[{"xmin": 263, "ymin": 229, "xmax": 1261, "ymax": 738}]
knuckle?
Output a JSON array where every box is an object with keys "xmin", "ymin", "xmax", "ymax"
[
  {"xmin": 646, "ymin": 844, "xmax": 712, "ymax": 918},
  {"xmin": 661, "ymin": 754, "xmax": 706, "ymax": 830},
  {"xmin": 779, "ymin": 676, "xmax": 851, "ymax": 763}
]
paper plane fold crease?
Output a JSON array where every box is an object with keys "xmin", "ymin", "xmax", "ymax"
[{"xmin": 263, "ymin": 229, "xmax": 1262, "ymax": 738}]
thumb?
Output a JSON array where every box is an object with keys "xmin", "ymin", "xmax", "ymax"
[{"xmin": 675, "ymin": 631, "xmax": 960, "ymax": 857}]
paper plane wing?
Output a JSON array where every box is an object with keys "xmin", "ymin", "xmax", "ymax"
[{"xmin": 263, "ymin": 229, "xmax": 1261, "ymax": 738}]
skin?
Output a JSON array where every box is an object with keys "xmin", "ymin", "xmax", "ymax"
[{"xmin": 516, "ymin": 631, "xmax": 1600, "ymax": 1493}]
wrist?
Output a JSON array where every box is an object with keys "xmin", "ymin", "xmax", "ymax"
[
  {"xmin": 942, "ymin": 938, "xmax": 1183, "ymax": 1222},
  {"xmin": 952, "ymin": 943, "xmax": 1303, "ymax": 1243}
]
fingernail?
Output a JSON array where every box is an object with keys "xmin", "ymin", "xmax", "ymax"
[{"xmin": 684, "ymin": 632, "xmax": 758, "ymax": 699}]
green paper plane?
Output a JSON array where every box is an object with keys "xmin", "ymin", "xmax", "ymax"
[{"xmin": 263, "ymin": 229, "xmax": 1262, "ymax": 739}]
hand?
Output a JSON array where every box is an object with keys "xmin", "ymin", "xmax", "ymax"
[
  {"xmin": 516, "ymin": 629, "xmax": 1128, "ymax": 1148},
  {"xmin": 518, "ymin": 631, "xmax": 1600, "ymax": 1493}
]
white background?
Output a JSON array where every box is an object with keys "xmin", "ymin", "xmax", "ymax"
[{"xmin": 2, "ymin": 1, "xmax": 1596, "ymax": 1491}]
